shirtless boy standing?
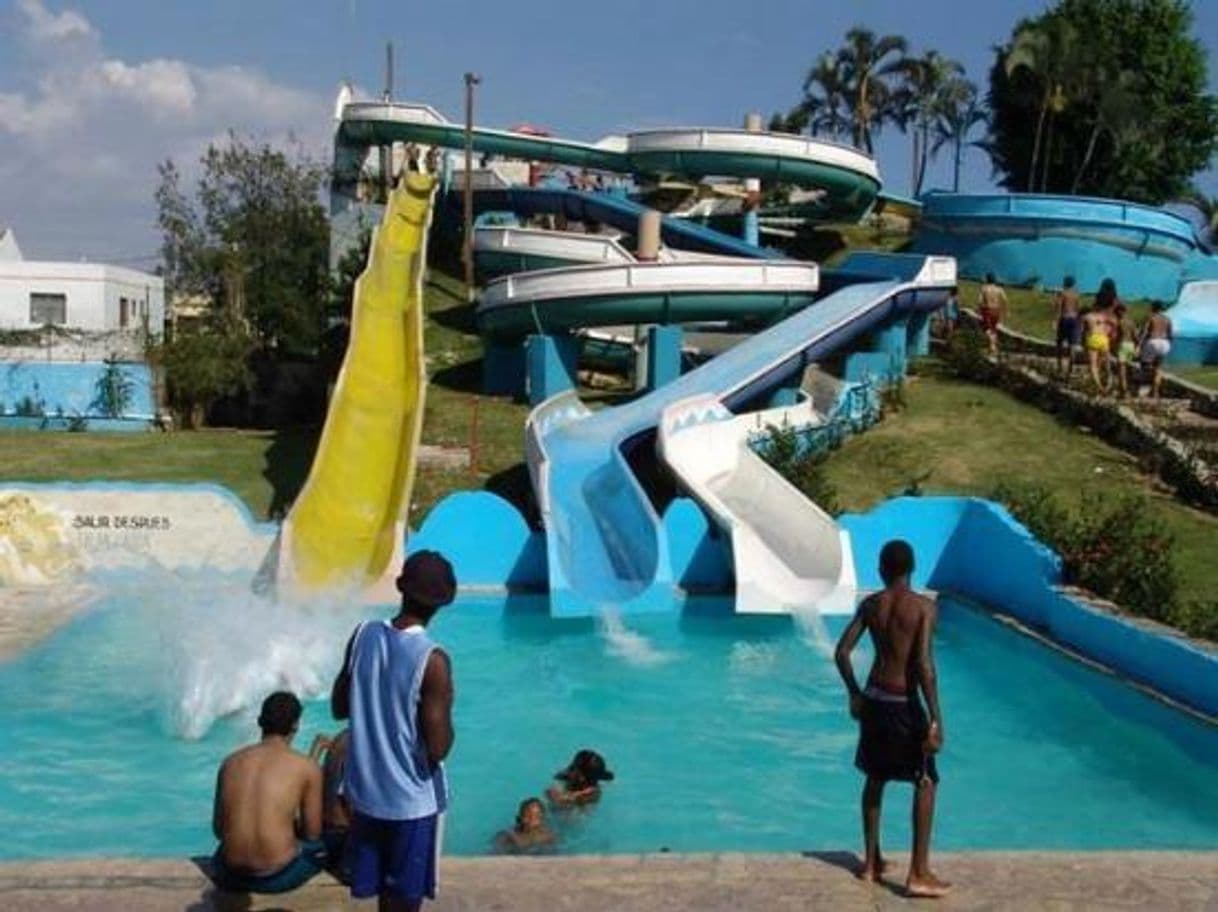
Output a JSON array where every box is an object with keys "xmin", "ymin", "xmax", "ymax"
[
  {"xmin": 834, "ymin": 541, "xmax": 949, "ymax": 898},
  {"xmin": 977, "ymin": 273, "xmax": 1008, "ymax": 357},
  {"xmin": 1053, "ymin": 276, "xmax": 1081, "ymax": 375}
]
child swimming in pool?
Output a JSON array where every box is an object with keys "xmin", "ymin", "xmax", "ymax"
[
  {"xmin": 493, "ymin": 798, "xmax": 557, "ymax": 854},
  {"xmin": 547, "ymin": 749, "xmax": 615, "ymax": 808}
]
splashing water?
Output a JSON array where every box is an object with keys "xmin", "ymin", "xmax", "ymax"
[
  {"xmin": 791, "ymin": 601, "xmax": 836, "ymax": 658},
  {"xmin": 81, "ymin": 568, "xmax": 370, "ymax": 739},
  {"xmin": 598, "ymin": 609, "xmax": 676, "ymax": 667}
]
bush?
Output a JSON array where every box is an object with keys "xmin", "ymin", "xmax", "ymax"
[
  {"xmin": 941, "ymin": 327, "xmax": 993, "ymax": 381},
  {"xmin": 1171, "ymin": 601, "xmax": 1218, "ymax": 642},
  {"xmin": 755, "ymin": 422, "xmax": 842, "ymax": 516},
  {"xmin": 90, "ymin": 356, "xmax": 135, "ymax": 418},
  {"xmin": 14, "ymin": 394, "xmax": 45, "ymax": 418},
  {"xmin": 993, "ymin": 482, "xmax": 1179, "ymax": 622},
  {"xmin": 152, "ymin": 324, "xmax": 253, "ymax": 428}
]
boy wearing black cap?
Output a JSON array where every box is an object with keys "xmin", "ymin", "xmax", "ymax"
[
  {"xmin": 546, "ymin": 749, "xmax": 615, "ymax": 808},
  {"xmin": 331, "ymin": 550, "xmax": 458, "ymax": 912}
]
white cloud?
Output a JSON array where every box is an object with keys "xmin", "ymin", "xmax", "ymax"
[
  {"xmin": 16, "ymin": 0, "xmax": 94, "ymax": 43},
  {"xmin": 0, "ymin": 1, "xmax": 328, "ymax": 260},
  {"xmin": 98, "ymin": 59, "xmax": 198, "ymax": 114}
]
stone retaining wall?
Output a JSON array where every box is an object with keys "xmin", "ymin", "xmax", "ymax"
[{"xmin": 959, "ymin": 308, "xmax": 1218, "ymax": 418}]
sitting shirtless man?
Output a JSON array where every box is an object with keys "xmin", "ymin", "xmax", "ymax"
[
  {"xmin": 211, "ymin": 692, "xmax": 325, "ymax": 895},
  {"xmin": 834, "ymin": 540, "xmax": 950, "ymax": 899}
]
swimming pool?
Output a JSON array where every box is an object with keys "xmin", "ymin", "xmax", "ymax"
[{"xmin": 1, "ymin": 572, "xmax": 1217, "ymax": 860}]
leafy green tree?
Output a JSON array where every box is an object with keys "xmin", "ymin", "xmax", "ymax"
[
  {"xmin": 835, "ymin": 27, "xmax": 909, "ymax": 153},
  {"xmin": 153, "ymin": 324, "xmax": 254, "ymax": 429},
  {"xmin": 988, "ymin": 0, "xmax": 1218, "ymax": 201},
  {"xmin": 156, "ymin": 133, "xmax": 330, "ymax": 355}
]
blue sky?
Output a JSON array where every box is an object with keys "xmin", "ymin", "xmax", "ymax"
[{"xmin": 2, "ymin": 0, "xmax": 1216, "ymax": 260}]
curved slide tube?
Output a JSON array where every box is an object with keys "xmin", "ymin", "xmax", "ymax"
[
  {"xmin": 526, "ymin": 253, "xmax": 956, "ymax": 617},
  {"xmin": 478, "ymin": 259, "xmax": 821, "ymax": 339},
  {"xmin": 455, "ymin": 186, "xmax": 776, "ymax": 260},
  {"xmin": 473, "ymin": 226, "xmax": 635, "ymax": 282},
  {"xmin": 914, "ymin": 192, "xmax": 1205, "ymax": 300},
  {"xmin": 659, "ymin": 394, "xmax": 857, "ymax": 615},
  {"xmin": 338, "ymin": 102, "xmax": 881, "ymax": 221},
  {"xmin": 279, "ymin": 173, "xmax": 435, "ymax": 593}
]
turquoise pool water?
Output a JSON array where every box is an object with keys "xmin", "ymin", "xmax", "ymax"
[{"xmin": 1, "ymin": 575, "xmax": 1217, "ymax": 860}]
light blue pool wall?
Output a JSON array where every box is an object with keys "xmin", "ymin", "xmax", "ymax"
[
  {"xmin": 0, "ymin": 361, "xmax": 155, "ymax": 430},
  {"xmin": 913, "ymin": 192, "xmax": 1209, "ymax": 301},
  {"xmin": 841, "ymin": 496, "xmax": 1218, "ymax": 718},
  {"xmin": 408, "ymin": 488, "xmax": 1218, "ymax": 716}
]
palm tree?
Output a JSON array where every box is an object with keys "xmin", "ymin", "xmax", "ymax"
[
  {"xmin": 934, "ymin": 78, "xmax": 988, "ymax": 192},
  {"xmin": 835, "ymin": 27, "xmax": 909, "ymax": 153},
  {"xmin": 1004, "ymin": 18, "xmax": 1077, "ymax": 192},
  {"xmin": 896, "ymin": 51, "xmax": 965, "ymax": 195},
  {"xmin": 799, "ymin": 53, "xmax": 851, "ymax": 140}
]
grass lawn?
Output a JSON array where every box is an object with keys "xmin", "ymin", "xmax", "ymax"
[
  {"xmin": 822, "ymin": 363, "xmax": 1218, "ymax": 606},
  {"xmin": 1171, "ymin": 364, "xmax": 1218, "ymax": 391},
  {"xmin": 0, "ymin": 427, "xmax": 313, "ymax": 520}
]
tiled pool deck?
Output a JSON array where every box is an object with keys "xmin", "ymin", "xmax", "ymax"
[{"xmin": 2, "ymin": 852, "xmax": 1216, "ymax": 911}]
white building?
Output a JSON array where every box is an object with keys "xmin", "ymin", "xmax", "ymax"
[{"xmin": 0, "ymin": 229, "xmax": 165, "ymax": 338}]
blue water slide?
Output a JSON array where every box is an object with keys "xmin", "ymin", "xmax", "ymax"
[
  {"xmin": 444, "ymin": 187, "xmax": 780, "ymax": 260},
  {"xmin": 914, "ymin": 192, "xmax": 1205, "ymax": 300},
  {"xmin": 525, "ymin": 253, "xmax": 956, "ymax": 617}
]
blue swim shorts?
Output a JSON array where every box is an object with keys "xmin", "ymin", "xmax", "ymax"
[
  {"xmin": 347, "ymin": 811, "xmax": 440, "ymax": 901},
  {"xmin": 210, "ymin": 840, "xmax": 325, "ymax": 894}
]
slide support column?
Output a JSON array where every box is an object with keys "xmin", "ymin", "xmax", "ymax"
[
  {"xmin": 742, "ymin": 112, "xmax": 762, "ymax": 247},
  {"xmin": 483, "ymin": 339, "xmax": 526, "ymax": 397},
  {"xmin": 646, "ymin": 325, "xmax": 683, "ymax": 391},
  {"xmin": 844, "ymin": 318, "xmax": 909, "ymax": 386},
  {"xmin": 526, "ymin": 334, "xmax": 579, "ymax": 405}
]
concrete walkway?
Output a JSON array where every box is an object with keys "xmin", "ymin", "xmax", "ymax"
[{"xmin": 3, "ymin": 852, "xmax": 1217, "ymax": 911}]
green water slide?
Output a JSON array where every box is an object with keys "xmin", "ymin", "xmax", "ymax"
[{"xmin": 336, "ymin": 102, "xmax": 881, "ymax": 221}]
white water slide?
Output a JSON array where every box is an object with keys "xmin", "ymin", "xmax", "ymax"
[{"xmin": 658, "ymin": 385, "xmax": 856, "ymax": 615}]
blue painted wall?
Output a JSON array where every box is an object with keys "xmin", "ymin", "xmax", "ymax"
[
  {"xmin": 0, "ymin": 361, "xmax": 155, "ymax": 430},
  {"xmin": 662, "ymin": 496, "xmax": 733, "ymax": 591},
  {"xmin": 407, "ymin": 491, "xmax": 546, "ymax": 589},
  {"xmin": 842, "ymin": 496, "xmax": 1218, "ymax": 718}
]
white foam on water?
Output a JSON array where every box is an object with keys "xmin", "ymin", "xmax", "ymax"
[
  {"xmin": 598, "ymin": 609, "xmax": 675, "ymax": 667},
  {"xmin": 92, "ymin": 568, "xmax": 369, "ymax": 740},
  {"xmin": 791, "ymin": 602, "xmax": 835, "ymax": 658}
]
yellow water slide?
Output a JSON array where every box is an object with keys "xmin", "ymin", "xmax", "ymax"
[{"xmin": 282, "ymin": 172, "xmax": 436, "ymax": 592}]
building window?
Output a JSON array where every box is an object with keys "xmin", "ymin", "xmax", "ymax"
[
  {"xmin": 120, "ymin": 297, "xmax": 130, "ymax": 328},
  {"xmin": 29, "ymin": 292, "xmax": 67, "ymax": 325}
]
